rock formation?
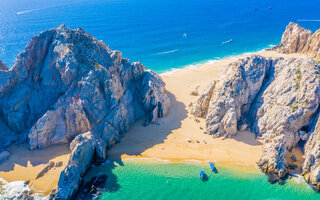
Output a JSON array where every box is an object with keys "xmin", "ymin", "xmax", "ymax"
[
  {"xmin": 192, "ymin": 56, "xmax": 274, "ymax": 137},
  {"xmin": 274, "ymin": 22, "xmax": 320, "ymax": 59},
  {"xmin": 192, "ymin": 23, "xmax": 320, "ymax": 190},
  {"xmin": 192, "ymin": 55, "xmax": 320, "ymax": 189},
  {"xmin": 303, "ymin": 116, "xmax": 320, "ymax": 191},
  {"xmin": 0, "ymin": 25, "xmax": 170, "ymax": 199}
]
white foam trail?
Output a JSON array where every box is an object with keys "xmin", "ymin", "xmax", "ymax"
[
  {"xmin": 153, "ymin": 49, "xmax": 179, "ymax": 55},
  {"xmin": 221, "ymin": 39, "xmax": 233, "ymax": 44},
  {"xmin": 16, "ymin": 3, "xmax": 72, "ymax": 15},
  {"xmin": 296, "ymin": 19, "xmax": 320, "ymax": 22},
  {"xmin": 17, "ymin": 8, "xmax": 42, "ymax": 15}
]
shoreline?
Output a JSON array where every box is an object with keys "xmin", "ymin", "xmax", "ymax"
[
  {"xmin": 107, "ymin": 50, "xmax": 308, "ymax": 170},
  {"xmin": 0, "ymin": 49, "xmax": 310, "ymax": 196},
  {"xmin": 158, "ymin": 44, "xmax": 276, "ymax": 75}
]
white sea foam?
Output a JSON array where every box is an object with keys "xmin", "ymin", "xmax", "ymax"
[
  {"xmin": 0, "ymin": 179, "xmax": 49, "ymax": 199},
  {"xmin": 153, "ymin": 49, "xmax": 179, "ymax": 55},
  {"xmin": 123, "ymin": 157, "xmax": 170, "ymax": 163},
  {"xmin": 291, "ymin": 174, "xmax": 305, "ymax": 184},
  {"xmin": 160, "ymin": 45, "xmax": 276, "ymax": 75},
  {"xmin": 182, "ymin": 159, "xmax": 203, "ymax": 163}
]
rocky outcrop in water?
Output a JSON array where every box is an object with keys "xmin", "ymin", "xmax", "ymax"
[
  {"xmin": 192, "ymin": 55, "xmax": 320, "ymax": 189},
  {"xmin": 274, "ymin": 22, "xmax": 320, "ymax": 59},
  {"xmin": 0, "ymin": 25, "xmax": 170, "ymax": 199},
  {"xmin": 76, "ymin": 174, "xmax": 107, "ymax": 199}
]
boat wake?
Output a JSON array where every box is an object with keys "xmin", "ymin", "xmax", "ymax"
[
  {"xmin": 221, "ymin": 39, "xmax": 233, "ymax": 45},
  {"xmin": 16, "ymin": 8, "xmax": 42, "ymax": 15},
  {"xmin": 16, "ymin": 3, "xmax": 71, "ymax": 15},
  {"xmin": 153, "ymin": 49, "xmax": 179, "ymax": 55}
]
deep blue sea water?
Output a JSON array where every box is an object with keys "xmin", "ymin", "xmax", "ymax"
[{"xmin": 1, "ymin": 0, "xmax": 320, "ymax": 73}]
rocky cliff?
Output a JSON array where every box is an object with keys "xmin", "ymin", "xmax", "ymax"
[
  {"xmin": 192, "ymin": 54, "xmax": 320, "ymax": 190},
  {"xmin": 274, "ymin": 22, "xmax": 320, "ymax": 59},
  {"xmin": 0, "ymin": 25, "xmax": 170, "ymax": 199}
]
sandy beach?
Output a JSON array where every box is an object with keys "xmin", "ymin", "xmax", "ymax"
[
  {"xmin": 0, "ymin": 144, "xmax": 70, "ymax": 195},
  {"xmin": 0, "ymin": 50, "xmax": 308, "ymax": 195},
  {"xmin": 108, "ymin": 50, "xmax": 308, "ymax": 168}
]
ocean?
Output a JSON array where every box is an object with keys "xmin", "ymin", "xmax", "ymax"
[
  {"xmin": 1, "ymin": 0, "xmax": 320, "ymax": 73},
  {"xmin": 1, "ymin": 0, "xmax": 320, "ymax": 199},
  {"xmin": 85, "ymin": 160, "xmax": 320, "ymax": 200}
]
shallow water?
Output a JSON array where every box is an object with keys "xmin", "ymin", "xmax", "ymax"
[{"xmin": 85, "ymin": 160, "xmax": 320, "ymax": 200}]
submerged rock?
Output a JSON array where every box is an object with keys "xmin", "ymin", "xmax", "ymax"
[
  {"xmin": 76, "ymin": 174, "xmax": 107, "ymax": 200},
  {"xmin": 0, "ymin": 25, "xmax": 170, "ymax": 199}
]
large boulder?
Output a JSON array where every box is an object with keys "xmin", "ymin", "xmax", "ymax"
[{"xmin": 274, "ymin": 22, "xmax": 320, "ymax": 59}]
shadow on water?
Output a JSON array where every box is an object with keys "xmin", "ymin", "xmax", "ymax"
[
  {"xmin": 202, "ymin": 173, "xmax": 209, "ymax": 182},
  {"xmin": 77, "ymin": 92, "xmax": 188, "ymax": 198}
]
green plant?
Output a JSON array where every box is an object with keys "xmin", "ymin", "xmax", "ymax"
[
  {"xmin": 94, "ymin": 62, "xmax": 103, "ymax": 69},
  {"xmin": 289, "ymin": 103, "xmax": 298, "ymax": 112}
]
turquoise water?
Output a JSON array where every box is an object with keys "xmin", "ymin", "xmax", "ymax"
[
  {"xmin": 86, "ymin": 160, "xmax": 320, "ymax": 200},
  {"xmin": 1, "ymin": 0, "xmax": 320, "ymax": 73}
]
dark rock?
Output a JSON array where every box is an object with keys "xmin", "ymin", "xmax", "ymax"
[
  {"xmin": 267, "ymin": 172, "xmax": 279, "ymax": 184},
  {"xmin": 77, "ymin": 174, "xmax": 108, "ymax": 200}
]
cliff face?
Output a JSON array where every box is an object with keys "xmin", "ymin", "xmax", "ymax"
[
  {"xmin": 0, "ymin": 25, "xmax": 170, "ymax": 199},
  {"xmin": 274, "ymin": 22, "xmax": 320, "ymax": 59},
  {"xmin": 192, "ymin": 55, "xmax": 320, "ymax": 189}
]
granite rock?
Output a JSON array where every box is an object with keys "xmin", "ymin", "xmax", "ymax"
[
  {"xmin": 0, "ymin": 25, "xmax": 170, "ymax": 199},
  {"xmin": 274, "ymin": 22, "xmax": 320, "ymax": 59},
  {"xmin": 192, "ymin": 55, "xmax": 320, "ymax": 188}
]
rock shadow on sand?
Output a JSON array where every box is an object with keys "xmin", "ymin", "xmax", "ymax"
[
  {"xmin": 0, "ymin": 144, "xmax": 70, "ymax": 172},
  {"xmin": 81, "ymin": 91, "xmax": 187, "ymax": 195}
]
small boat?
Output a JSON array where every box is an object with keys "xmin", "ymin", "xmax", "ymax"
[
  {"xmin": 200, "ymin": 170, "xmax": 205, "ymax": 179},
  {"xmin": 209, "ymin": 162, "xmax": 215, "ymax": 171}
]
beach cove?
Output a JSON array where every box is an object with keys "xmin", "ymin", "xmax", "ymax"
[{"xmin": 0, "ymin": 49, "xmax": 318, "ymax": 199}]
